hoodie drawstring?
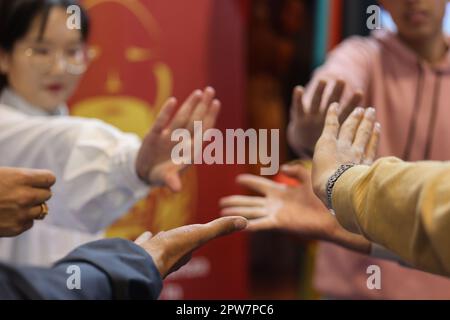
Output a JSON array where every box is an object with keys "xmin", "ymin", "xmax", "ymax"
[
  {"xmin": 423, "ymin": 72, "xmax": 443, "ymax": 160},
  {"xmin": 402, "ymin": 67, "xmax": 443, "ymax": 161},
  {"xmin": 403, "ymin": 66, "xmax": 424, "ymax": 160}
]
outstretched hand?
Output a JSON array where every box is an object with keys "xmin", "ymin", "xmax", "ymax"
[
  {"xmin": 288, "ymin": 79, "xmax": 364, "ymax": 154},
  {"xmin": 136, "ymin": 87, "xmax": 221, "ymax": 192},
  {"xmin": 136, "ymin": 216, "xmax": 247, "ymax": 278},
  {"xmin": 312, "ymin": 103, "xmax": 380, "ymax": 205}
]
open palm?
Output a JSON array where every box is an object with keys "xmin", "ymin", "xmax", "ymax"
[
  {"xmin": 220, "ymin": 164, "xmax": 337, "ymax": 239},
  {"xmin": 220, "ymin": 163, "xmax": 372, "ymax": 253},
  {"xmin": 136, "ymin": 87, "xmax": 220, "ymax": 192}
]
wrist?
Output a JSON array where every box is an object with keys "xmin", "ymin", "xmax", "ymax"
[
  {"xmin": 313, "ymin": 169, "xmax": 336, "ymax": 205},
  {"xmin": 136, "ymin": 167, "xmax": 150, "ymax": 185},
  {"xmin": 324, "ymin": 164, "xmax": 357, "ymax": 210},
  {"xmin": 111, "ymin": 144, "xmax": 151, "ymax": 197},
  {"xmin": 135, "ymin": 154, "xmax": 151, "ymax": 185},
  {"xmin": 287, "ymin": 123, "xmax": 316, "ymax": 157},
  {"xmin": 329, "ymin": 223, "xmax": 371, "ymax": 254},
  {"xmin": 139, "ymin": 244, "xmax": 165, "ymax": 278}
]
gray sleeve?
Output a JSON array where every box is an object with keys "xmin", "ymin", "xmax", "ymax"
[
  {"xmin": 0, "ymin": 238, "xmax": 163, "ymax": 300},
  {"xmin": 370, "ymin": 243, "xmax": 412, "ymax": 268}
]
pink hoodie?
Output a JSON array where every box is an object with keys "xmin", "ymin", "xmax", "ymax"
[{"xmin": 309, "ymin": 30, "xmax": 450, "ymax": 299}]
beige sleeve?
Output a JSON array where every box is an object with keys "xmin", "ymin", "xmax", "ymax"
[{"xmin": 332, "ymin": 157, "xmax": 450, "ymax": 277}]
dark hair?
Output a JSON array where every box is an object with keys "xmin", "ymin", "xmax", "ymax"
[{"xmin": 0, "ymin": 0, "xmax": 90, "ymax": 91}]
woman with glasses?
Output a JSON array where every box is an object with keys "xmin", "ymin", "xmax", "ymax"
[{"xmin": 0, "ymin": 0, "xmax": 221, "ymax": 267}]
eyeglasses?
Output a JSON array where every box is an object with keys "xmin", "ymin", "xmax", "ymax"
[{"xmin": 23, "ymin": 45, "xmax": 93, "ymax": 75}]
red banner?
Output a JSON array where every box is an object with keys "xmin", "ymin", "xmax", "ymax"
[{"xmin": 70, "ymin": 0, "xmax": 248, "ymax": 299}]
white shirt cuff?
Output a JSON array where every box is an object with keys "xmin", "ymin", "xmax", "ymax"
[{"xmin": 112, "ymin": 142, "xmax": 150, "ymax": 200}]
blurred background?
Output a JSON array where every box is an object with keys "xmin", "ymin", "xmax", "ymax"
[{"xmin": 70, "ymin": 0, "xmax": 450, "ymax": 299}]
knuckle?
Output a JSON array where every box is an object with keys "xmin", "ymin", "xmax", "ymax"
[
  {"xmin": 27, "ymin": 192, "xmax": 39, "ymax": 205},
  {"xmin": 16, "ymin": 192, "xmax": 31, "ymax": 207},
  {"xmin": 42, "ymin": 190, "xmax": 52, "ymax": 201},
  {"xmin": 15, "ymin": 171, "xmax": 29, "ymax": 185},
  {"xmin": 43, "ymin": 171, "xmax": 56, "ymax": 185},
  {"xmin": 361, "ymin": 128, "xmax": 372, "ymax": 136},
  {"xmin": 353, "ymin": 147, "xmax": 364, "ymax": 157}
]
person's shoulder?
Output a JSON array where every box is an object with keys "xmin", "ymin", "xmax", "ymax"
[
  {"xmin": 0, "ymin": 103, "xmax": 27, "ymax": 119},
  {"xmin": 321, "ymin": 34, "xmax": 381, "ymax": 71},
  {"xmin": 332, "ymin": 31, "xmax": 385, "ymax": 57}
]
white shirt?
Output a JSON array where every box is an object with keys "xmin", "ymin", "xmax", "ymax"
[{"xmin": 0, "ymin": 89, "xmax": 150, "ymax": 266}]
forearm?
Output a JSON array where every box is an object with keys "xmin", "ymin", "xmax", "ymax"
[
  {"xmin": 324, "ymin": 220, "xmax": 415, "ymax": 266},
  {"xmin": 51, "ymin": 133, "xmax": 150, "ymax": 233},
  {"xmin": 0, "ymin": 239, "xmax": 162, "ymax": 300},
  {"xmin": 327, "ymin": 223, "xmax": 371, "ymax": 255},
  {"xmin": 333, "ymin": 157, "xmax": 450, "ymax": 276},
  {"xmin": 0, "ymin": 107, "xmax": 150, "ymax": 233}
]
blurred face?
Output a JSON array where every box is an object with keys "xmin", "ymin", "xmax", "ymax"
[
  {"xmin": 380, "ymin": 0, "xmax": 447, "ymax": 41},
  {"xmin": 0, "ymin": 7, "xmax": 86, "ymax": 112}
]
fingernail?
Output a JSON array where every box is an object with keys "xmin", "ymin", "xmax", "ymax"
[
  {"xmin": 354, "ymin": 107, "xmax": 364, "ymax": 115},
  {"xmin": 234, "ymin": 218, "xmax": 248, "ymax": 230},
  {"xmin": 366, "ymin": 107, "xmax": 375, "ymax": 117},
  {"xmin": 375, "ymin": 122, "xmax": 381, "ymax": 131}
]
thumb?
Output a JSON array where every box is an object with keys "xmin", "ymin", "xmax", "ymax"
[
  {"xmin": 182, "ymin": 217, "xmax": 247, "ymax": 251},
  {"xmin": 152, "ymin": 217, "xmax": 247, "ymax": 279},
  {"xmin": 135, "ymin": 231, "xmax": 153, "ymax": 245},
  {"xmin": 196, "ymin": 216, "xmax": 248, "ymax": 247},
  {"xmin": 165, "ymin": 172, "xmax": 183, "ymax": 192}
]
